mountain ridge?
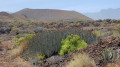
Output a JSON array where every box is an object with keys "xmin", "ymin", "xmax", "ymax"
[
  {"xmin": 84, "ymin": 8, "xmax": 120, "ymax": 20},
  {"xmin": 13, "ymin": 8, "xmax": 93, "ymax": 21}
]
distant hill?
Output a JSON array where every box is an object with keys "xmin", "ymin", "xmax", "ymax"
[
  {"xmin": 14, "ymin": 8, "xmax": 93, "ymax": 21},
  {"xmin": 0, "ymin": 11, "xmax": 27, "ymax": 22},
  {"xmin": 84, "ymin": 8, "xmax": 120, "ymax": 20},
  {"xmin": 0, "ymin": 12, "xmax": 13, "ymax": 22},
  {"xmin": 0, "ymin": 12, "xmax": 10, "ymax": 16}
]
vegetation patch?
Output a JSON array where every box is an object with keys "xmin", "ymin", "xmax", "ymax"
[
  {"xmin": 102, "ymin": 48, "xmax": 119, "ymax": 63},
  {"xmin": 23, "ymin": 29, "xmax": 99, "ymax": 63},
  {"xmin": 13, "ymin": 34, "xmax": 36, "ymax": 48},
  {"xmin": 66, "ymin": 53, "xmax": 96, "ymax": 67},
  {"xmin": 59, "ymin": 34, "xmax": 88, "ymax": 55}
]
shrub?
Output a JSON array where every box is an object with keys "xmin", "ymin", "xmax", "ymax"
[
  {"xmin": 112, "ymin": 31, "xmax": 120, "ymax": 36},
  {"xmin": 15, "ymin": 34, "xmax": 24, "ymax": 38},
  {"xmin": 34, "ymin": 27, "xmax": 47, "ymax": 33},
  {"xmin": 92, "ymin": 30, "xmax": 112, "ymax": 37},
  {"xmin": 36, "ymin": 53, "xmax": 45, "ymax": 60},
  {"xmin": 117, "ymin": 24, "xmax": 120, "ymax": 29},
  {"xmin": 14, "ymin": 37, "xmax": 25, "ymax": 48},
  {"xmin": 102, "ymin": 48, "xmax": 119, "ymax": 63},
  {"xmin": 66, "ymin": 53, "xmax": 96, "ymax": 67},
  {"xmin": 14, "ymin": 34, "xmax": 35, "ymax": 48},
  {"xmin": 65, "ymin": 26, "xmax": 70, "ymax": 28},
  {"xmin": 19, "ymin": 30, "xmax": 30, "ymax": 34},
  {"xmin": 92, "ymin": 31, "xmax": 101, "ymax": 37},
  {"xmin": 59, "ymin": 34, "xmax": 88, "ymax": 55},
  {"xmin": 106, "ymin": 63, "xmax": 120, "ymax": 67},
  {"xmin": 24, "ymin": 34, "xmax": 36, "ymax": 40},
  {"xmin": 116, "ymin": 24, "xmax": 120, "ymax": 33}
]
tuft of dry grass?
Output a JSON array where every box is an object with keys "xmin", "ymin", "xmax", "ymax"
[
  {"xmin": 0, "ymin": 57, "xmax": 30, "ymax": 67},
  {"xmin": 1, "ymin": 40, "xmax": 15, "ymax": 50},
  {"xmin": 0, "ymin": 40, "xmax": 30, "ymax": 67},
  {"xmin": 106, "ymin": 63, "xmax": 120, "ymax": 67},
  {"xmin": 66, "ymin": 53, "xmax": 96, "ymax": 67},
  {"xmin": 7, "ymin": 40, "xmax": 27, "ymax": 59}
]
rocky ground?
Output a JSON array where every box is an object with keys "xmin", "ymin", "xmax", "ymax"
[{"xmin": 37, "ymin": 36, "xmax": 120, "ymax": 67}]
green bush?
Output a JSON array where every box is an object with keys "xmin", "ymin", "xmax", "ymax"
[
  {"xmin": 24, "ymin": 34, "xmax": 36, "ymax": 40},
  {"xmin": 14, "ymin": 37, "xmax": 25, "ymax": 48},
  {"xmin": 14, "ymin": 34, "xmax": 35, "ymax": 48},
  {"xmin": 59, "ymin": 34, "xmax": 88, "ymax": 55}
]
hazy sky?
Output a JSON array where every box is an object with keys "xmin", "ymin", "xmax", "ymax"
[{"xmin": 0, "ymin": 0, "xmax": 120, "ymax": 13}]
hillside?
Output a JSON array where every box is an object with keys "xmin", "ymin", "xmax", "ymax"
[
  {"xmin": 14, "ymin": 8, "xmax": 93, "ymax": 21},
  {"xmin": 0, "ymin": 11, "xmax": 28, "ymax": 22},
  {"xmin": 85, "ymin": 8, "xmax": 120, "ymax": 20}
]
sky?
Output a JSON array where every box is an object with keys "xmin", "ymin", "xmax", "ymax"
[{"xmin": 0, "ymin": 0, "xmax": 120, "ymax": 13}]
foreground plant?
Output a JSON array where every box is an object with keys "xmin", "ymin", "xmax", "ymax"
[
  {"xmin": 59, "ymin": 34, "xmax": 88, "ymax": 55},
  {"xmin": 14, "ymin": 34, "xmax": 36, "ymax": 48},
  {"xmin": 66, "ymin": 53, "xmax": 96, "ymax": 67},
  {"xmin": 102, "ymin": 48, "xmax": 119, "ymax": 63},
  {"xmin": 23, "ymin": 29, "xmax": 99, "ymax": 63}
]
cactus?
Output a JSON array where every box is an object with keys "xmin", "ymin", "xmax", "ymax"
[
  {"xmin": 102, "ymin": 48, "xmax": 119, "ymax": 63},
  {"xmin": 23, "ymin": 29, "xmax": 100, "ymax": 62}
]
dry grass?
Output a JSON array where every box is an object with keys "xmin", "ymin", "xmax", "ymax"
[
  {"xmin": 106, "ymin": 63, "xmax": 120, "ymax": 67},
  {"xmin": 7, "ymin": 40, "xmax": 27, "ymax": 60},
  {"xmin": 66, "ymin": 53, "xmax": 96, "ymax": 67},
  {"xmin": 0, "ymin": 57, "xmax": 30, "ymax": 67},
  {"xmin": 106, "ymin": 57, "xmax": 120, "ymax": 67},
  {"xmin": 0, "ymin": 40, "xmax": 30, "ymax": 67},
  {"xmin": 1, "ymin": 40, "xmax": 15, "ymax": 50}
]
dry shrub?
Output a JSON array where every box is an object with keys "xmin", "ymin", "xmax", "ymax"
[
  {"xmin": 1, "ymin": 40, "xmax": 15, "ymax": 50},
  {"xmin": 106, "ymin": 63, "xmax": 120, "ymax": 67},
  {"xmin": 0, "ymin": 57, "xmax": 30, "ymax": 67},
  {"xmin": 12, "ymin": 57, "xmax": 30, "ymax": 67},
  {"xmin": 8, "ymin": 34, "xmax": 35, "ymax": 59},
  {"xmin": 116, "ymin": 57, "xmax": 120, "ymax": 66},
  {"xmin": 7, "ymin": 40, "xmax": 27, "ymax": 59},
  {"xmin": 66, "ymin": 53, "xmax": 96, "ymax": 67}
]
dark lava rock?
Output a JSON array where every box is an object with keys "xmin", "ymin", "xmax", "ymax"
[
  {"xmin": 38, "ymin": 55, "xmax": 65, "ymax": 67},
  {"xmin": 0, "ymin": 27, "xmax": 12, "ymax": 34},
  {"xmin": 118, "ymin": 42, "xmax": 120, "ymax": 47}
]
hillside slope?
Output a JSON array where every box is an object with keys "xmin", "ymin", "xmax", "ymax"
[
  {"xmin": 0, "ymin": 11, "xmax": 28, "ymax": 22},
  {"xmin": 14, "ymin": 8, "xmax": 93, "ymax": 21}
]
